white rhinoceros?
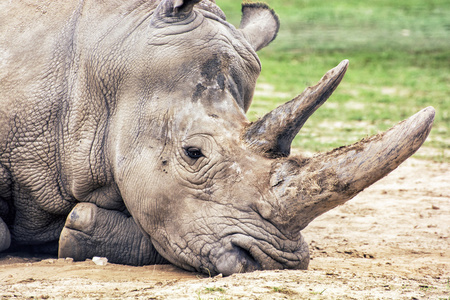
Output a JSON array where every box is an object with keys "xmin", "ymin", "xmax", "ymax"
[{"xmin": 0, "ymin": 0, "xmax": 434, "ymax": 276}]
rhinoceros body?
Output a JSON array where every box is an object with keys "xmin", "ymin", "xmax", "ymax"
[{"xmin": 0, "ymin": 0, "xmax": 434, "ymax": 275}]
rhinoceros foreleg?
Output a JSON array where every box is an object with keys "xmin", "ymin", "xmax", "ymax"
[
  {"xmin": 59, "ymin": 203, "xmax": 168, "ymax": 265},
  {"xmin": 0, "ymin": 217, "xmax": 11, "ymax": 252}
]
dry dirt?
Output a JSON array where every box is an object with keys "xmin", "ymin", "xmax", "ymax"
[{"xmin": 1, "ymin": 156, "xmax": 449, "ymax": 299}]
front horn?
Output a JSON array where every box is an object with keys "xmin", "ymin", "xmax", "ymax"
[{"xmin": 268, "ymin": 106, "xmax": 435, "ymax": 233}]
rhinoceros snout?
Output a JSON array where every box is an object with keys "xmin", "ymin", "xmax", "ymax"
[{"xmin": 208, "ymin": 233, "xmax": 310, "ymax": 276}]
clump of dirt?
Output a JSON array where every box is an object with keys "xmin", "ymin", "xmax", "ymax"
[{"xmin": 1, "ymin": 157, "xmax": 449, "ymax": 299}]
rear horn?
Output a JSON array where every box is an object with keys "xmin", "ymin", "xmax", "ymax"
[{"xmin": 244, "ymin": 60, "xmax": 349, "ymax": 158}]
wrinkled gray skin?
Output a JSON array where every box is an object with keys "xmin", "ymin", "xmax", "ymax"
[{"xmin": 0, "ymin": 0, "xmax": 434, "ymax": 276}]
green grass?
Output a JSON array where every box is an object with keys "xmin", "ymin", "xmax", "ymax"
[
  {"xmin": 204, "ymin": 286, "xmax": 226, "ymax": 293},
  {"xmin": 269, "ymin": 286, "xmax": 298, "ymax": 296},
  {"xmin": 196, "ymin": 286, "xmax": 227, "ymax": 300},
  {"xmin": 218, "ymin": 0, "xmax": 450, "ymax": 161}
]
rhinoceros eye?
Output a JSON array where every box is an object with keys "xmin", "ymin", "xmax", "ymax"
[{"xmin": 184, "ymin": 147, "xmax": 204, "ymax": 159}]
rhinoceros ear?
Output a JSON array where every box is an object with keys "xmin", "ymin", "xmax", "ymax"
[
  {"xmin": 154, "ymin": 0, "xmax": 201, "ymax": 19},
  {"xmin": 239, "ymin": 3, "xmax": 280, "ymax": 51}
]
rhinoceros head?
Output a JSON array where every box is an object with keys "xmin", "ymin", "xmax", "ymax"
[{"xmin": 108, "ymin": 0, "xmax": 434, "ymax": 275}]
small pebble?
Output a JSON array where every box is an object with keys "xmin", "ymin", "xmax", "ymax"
[
  {"xmin": 65, "ymin": 257, "xmax": 74, "ymax": 263},
  {"xmin": 92, "ymin": 256, "xmax": 108, "ymax": 266}
]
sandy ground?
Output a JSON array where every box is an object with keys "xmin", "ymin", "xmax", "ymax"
[{"xmin": 1, "ymin": 156, "xmax": 449, "ymax": 299}]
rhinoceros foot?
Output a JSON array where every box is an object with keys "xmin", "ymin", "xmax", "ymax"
[{"xmin": 59, "ymin": 203, "xmax": 168, "ymax": 265}]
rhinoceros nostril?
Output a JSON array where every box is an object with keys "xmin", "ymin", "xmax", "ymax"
[
  {"xmin": 233, "ymin": 244, "xmax": 256, "ymax": 265},
  {"xmin": 214, "ymin": 244, "xmax": 260, "ymax": 276}
]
